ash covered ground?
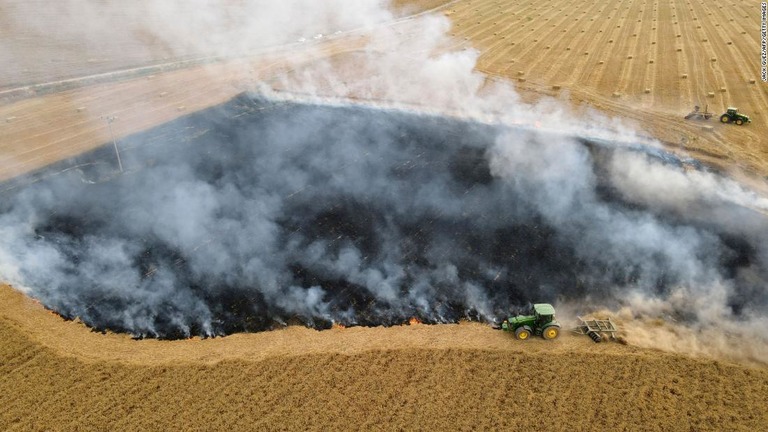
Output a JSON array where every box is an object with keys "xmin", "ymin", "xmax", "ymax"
[{"xmin": 1, "ymin": 94, "xmax": 767, "ymax": 338}]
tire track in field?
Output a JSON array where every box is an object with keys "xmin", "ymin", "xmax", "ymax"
[
  {"xmin": 702, "ymin": 0, "xmax": 768, "ymax": 119},
  {"xmin": 476, "ymin": 1, "xmax": 559, "ymax": 76},
  {"xmin": 640, "ymin": 0, "xmax": 662, "ymax": 107},
  {"xmin": 678, "ymin": 1, "xmax": 711, "ymax": 110},
  {"xmin": 675, "ymin": 0, "xmax": 705, "ymax": 109},
  {"xmin": 537, "ymin": 2, "xmax": 608, "ymax": 87},
  {"xmin": 496, "ymin": 2, "xmax": 595, "ymax": 80},
  {"xmin": 581, "ymin": 2, "xmax": 631, "ymax": 94},
  {"xmin": 535, "ymin": 1, "xmax": 610, "ymax": 85},
  {"xmin": 449, "ymin": 0, "xmax": 537, "ymax": 56},
  {"xmin": 599, "ymin": 3, "xmax": 636, "ymax": 97},
  {"xmin": 676, "ymin": 0, "xmax": 699, "ymax": 108},
  {"xmin": 478, "ymin": 2, "xmax": 571, "ymax": 75},
  {"xmin": 699, "ymin": 0, "xmax": 768, "ymax": 149},
  {"xmin": 601, "ymin": 1, "xmax": 639, "ymax": 94},
  {"xmin": 695, "ymin": 0, "xmax": 740, "ymax": 115},
  {"xmin": 472, "ymin": 1, "xmax": 544, "ymax": 73},
  {"xmin": 511, "ymin": 3, "xmax": 581, "ymax": 77},
  {"xmin": 471, "ymin": 0, "xmax": 520, "ymax": 44},
  {"xmin": 671, "ymin": 0, "xmax": 766, "ymax": 160},
  {"xmin": 616, "ymin": 0, "xmax": 654, "ymax": 97}
]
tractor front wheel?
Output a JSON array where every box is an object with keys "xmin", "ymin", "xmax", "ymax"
[
  {"xmin": 735, "ymin": 118, "xmax": 744, "ymax": 125},
  {"xmin": 720, "ymin": 114, "xmax": 730, "ymax": 123},
  {"xmin": 515, "ymin": 327, "xmax": 531, "ymax": 340},
  {"xmin": 542, "ymin": 326, "xmax": 560, "ymax": 340}
]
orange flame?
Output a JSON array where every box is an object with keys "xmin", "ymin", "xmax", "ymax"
[
  {"xmin": 332, "ymin": 322, "xmax": 346, "ymax": 330},
  {"xmin": 409, "ymin": 317, "xmax": 421, "ymax": 325}
]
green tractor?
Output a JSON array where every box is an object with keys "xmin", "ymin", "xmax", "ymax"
[
  {"xmin": 501, "ymin": 303, "xmax": 561, "ymax": 340},
  {"xmin": 719, "ymin": 107, "xmax": 751, "ymax": 125}
]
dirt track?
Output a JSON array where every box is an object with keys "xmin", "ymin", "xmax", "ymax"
[{"xmin": 2, "ymin": 284, "xmax": 767, "ymax": 431}]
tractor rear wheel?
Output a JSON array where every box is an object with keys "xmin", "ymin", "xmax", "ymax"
[
  {"xmin": 515, "ymin": 327, "xmax": 531, "ymax": 340},
  {"xmin": 542, "ymin": 326, "xmax": 560, "ymax": 340},
  {"xmin": 720, "ymin": 114, "xmax": 730, "ymax": 123},
  {"xmin": 735, "ymin": 118, "xmax": 744, "ymax": 125}
]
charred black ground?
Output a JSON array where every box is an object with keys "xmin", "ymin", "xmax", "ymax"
[{"xmin": 1, "ymin": 94, "xmax": 766, "ymax": 339}]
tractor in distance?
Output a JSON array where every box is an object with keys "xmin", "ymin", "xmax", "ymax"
[
  {"xmin": 719, "ymin": 107, "xmax": 751, "ymax": 125},
  {"xmin": 501, "ymin": 303, "xmax": 561, "ymax": 340}
]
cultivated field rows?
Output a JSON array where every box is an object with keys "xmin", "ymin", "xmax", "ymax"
[
  {"xmin": 1, "ymin": 284, "xmax": 767, "ymax": 431},
  {"xmin": 443, "ymin": 0, "xmax": 768, "ymax": 178}
]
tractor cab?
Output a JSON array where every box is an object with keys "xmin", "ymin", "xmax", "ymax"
[{"xmin": 532, "ymin": 303, "xmax": 556, "ymax": 326}]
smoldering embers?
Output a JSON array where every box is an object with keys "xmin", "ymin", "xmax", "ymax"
[{"xmin": 1, "ymin": 95, "xmax": 766, "ymax": 338}]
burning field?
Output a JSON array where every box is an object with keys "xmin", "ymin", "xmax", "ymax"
[
  {"xmin": 1, "ymin": 94, "xmax": 767, "ymax": 349},
  {"xmin": 2, "ymin": 0, "xmax": 768, "ymax": 430}
]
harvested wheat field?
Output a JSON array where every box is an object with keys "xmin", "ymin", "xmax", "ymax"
[
  {"xmin": 2, "ymin": 0, "xmax": 768, "ymax": 431},
  {"xmin": 2, "ymin": 284, "xmax": 768, "ymax": 431}
]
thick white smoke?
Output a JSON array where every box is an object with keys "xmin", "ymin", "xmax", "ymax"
[{"xmin": 1, "ymin": 1, "xmax": 768, "ymax": 363}]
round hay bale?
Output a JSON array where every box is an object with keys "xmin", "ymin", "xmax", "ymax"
[
  {"xmin": 627, "ymin": 55, "xmax": 633, "ymax": 59},
  {"xmin": 552, "ymin": 85, "xmax": 562, "ymax": 90},
  {"xmin": 612, "ymin": 92, "xmax": 621, "ymax": 98},
  {"xmin": 681, "ymin": 74, "xmax": 688, "ymax": 79},
  {"xmin": 720, "ymin": 87, "xmax": 727, "ymax": 92},
  {"xmin": 598, "ymin": 60, "xmax": 604, "ymax": 65},
  {"xmin": 518, "ymin": 77, "xmax": 526, "ymax": 82},
  {"xmin": 649, "ymin": 60, "xmax": 654, "ymax": 64},
  {"xmin": 517, "ymin": 71, "xmax": 524, "ymax": 76},
  {"xmin": 644, "ymin": 88, "xmax": 651, "ymax": 93},
  {"xmin": 711, "ymin": 57, "xmax": 717, "ymax": 62},
  {"xmin": 676, "ymin": 48, "xmax": 682, "ymax": 52},
  {"xmin": 749, "ymin": 79, "xmax": 756, "ymax": 84},
  {"xmin": 707, "ymin": 92, "xmax": 715, "ymax": 98}
]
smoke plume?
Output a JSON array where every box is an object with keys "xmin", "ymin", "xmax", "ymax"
[{"xmin": 1, "ymin": 1, "xmax": 767, "ymax": 363}]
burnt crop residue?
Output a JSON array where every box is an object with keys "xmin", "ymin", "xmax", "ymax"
[{"xmin": 1, "ymin": 94, "xmax": 766, "ymax": 338}]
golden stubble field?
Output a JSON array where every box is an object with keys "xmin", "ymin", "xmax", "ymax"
[
  {"xmin": 2, "ymin": 284, "xmax": 768, "ymax": 431},
  {"xmin": 445, "ymin": 0, "xmax": 768, "ymax": 178},
  {"xmin": 2, "ymin": 0, "xmax": 768, "ymax": 430}
]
